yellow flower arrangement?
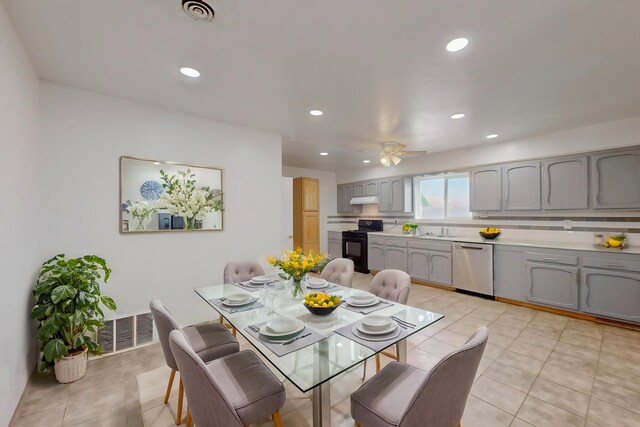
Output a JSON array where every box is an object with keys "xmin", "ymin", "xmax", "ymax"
[{"xmin": 267, "ymin": 248, "xmax": 327, "ymax": 298}]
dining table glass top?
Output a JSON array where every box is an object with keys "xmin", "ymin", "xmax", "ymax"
[{"xmin": 194, "ymin": 282, "xmax": 444, "ymax": 393}]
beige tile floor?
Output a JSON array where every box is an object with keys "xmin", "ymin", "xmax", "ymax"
[{"xmin": 10, "ymin": 272, "xmax": 640, "ymax": 427}]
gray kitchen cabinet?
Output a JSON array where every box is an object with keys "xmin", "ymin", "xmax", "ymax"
[
  {"xmin": 385, "ymin": 246, "xmax": 408, "ymax": 271},
  {"xmin": 470, "ymin": 166, "xmax": 502, "ymax": 211},
  {"xmin": 581, "ymin": 268, "xmax": 640, "ymax": 323},
  {"xmin": 328, "ymin": 237, "xmax": 342, "ymax": 259},
  {"xmin": 368, "ymin": 244, "xmax": 384, "ymax": 271},
  {"xmin": 526, "ymin": 262, "xmax": 579, "ymax": 310},
  {"xmin": 429, "ymin": 251, "xmax": 452, "ymax": 285},
  {"xmin": 365, "ymin": 181, "xmax": 379, "ymax": 196},
  {"xmin": 408, "ymin": 248, "xmax": 429, "ymax": 281},
  {"xmin": 591, "ymin": 149, "xmax": 640, "ymax": 209},
  {"xmin": 353, "ymin": 183, "xmax": 365, "ymax": 198},
  {"xmin": 542, "ymin": 156, "xmax": 589, "ymax": 210},
  {"xmin": 503, "ymin": 161, "xmax": 541, "ymax": 210},
  {"xmin": 494, "ymin": 247, "xmax": 526, "ymax": 301},
  {"xmin": 337, "ymin": 184, "xmax": 354, "ymax": 213},
  {"xmin": 379, "ymin": 177, "xmax": 412, "ymax": 212}
]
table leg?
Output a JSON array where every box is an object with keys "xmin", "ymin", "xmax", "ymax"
[
  {"xmin": 396, "ymin": 338, "xmax": 408, "ymax": 363},
  {"xmin": 312, "ymin": 381, "xmax": 331, "ymax": 427}
]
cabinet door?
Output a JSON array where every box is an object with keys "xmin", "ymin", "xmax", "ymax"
[
  {"xmin": 337, "ymin": 185, "xmax": 353, "ymax": 213},
  {"xmin": 328, "ymin": 239, "xmax": 342, "ymax": 259},
  {"xmin": 301, "ymin": 212, "xmax": 320, "ymax": 254},
  {"xmin": 368, "ymin": 245, "xmax": 385, "ymax": 271},
  {"xmin": 408, "ymin": 249, "xmax": 429, "ymax": 281},
  {"xmin": 429, "ymin": 251, "xmax": 452, "ymax": 285},
  {"xmin": 592, "ymin": 150, "xmax": 640, "ymax": 209},
  {"xmin": 526, "ymin": 262, "xmax": 578, "ymax": 310},
  {"xmin": 336, "ymin": 185, "xmax": 344, "ymax": 212},
  {"xmin": 470, "ymin": 166, "xmax": 502, "ymax": 211},
  {"xmin": 378, "ymin": 180, "xmax": 391, "ymax": 211},
  {"xmin": 494, "ymin": 248, "xmax": 526, "ymax": 301},
  {"xmin": 365, "ymin": 181, "xmax": 378, "ymax": 196},
  {"xmin": 581, "ymin": 268, "xmax": 640, "ymax": 322},
  {"xmin": 390, "ymin": 178, "xmax": 405, "ymax": 212},
  {"xmin": 542, "ymin": 156, "xmax": 588, "ymax": 210},
  {"xmin": 385, "ymin": 247, "xmax": 408, "ymax": 271},
  {"xmin": 503, "ymin": 161, "xmax": 541, "ymax": 210},
  {"xmin": 353, "ymin": 183, "xmax": 365, "ymax": 198},
  {"xmin": 303, "ymin": 178, "xmax": 319, "ymax": 211}
]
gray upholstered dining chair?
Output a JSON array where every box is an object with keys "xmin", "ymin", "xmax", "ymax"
[
  {"xmin": 222, "ymin": 262, "xmax": 266, "ymax": 335},
  {"xmin": 150, "ymin": 300, "xmax": 239, "ymax": 425},
  {"xmin": 363, "ymin": 269, "xmax": 412, "ymax": 376},
  {"xmin": 352, "ymin": 326, "xmax": 489, "ymax": 427},
  {"xmin": 169, "ymin": 329, "xmax": 286, "ymax": 427},
  {"xmin": 320, "ymin": 258, "xmax": 355, "ymax": 287}
]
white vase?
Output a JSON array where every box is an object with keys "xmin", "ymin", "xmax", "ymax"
[{"xmin": 54, "ymin": 348, "xmax": 88, "ymax": 383}]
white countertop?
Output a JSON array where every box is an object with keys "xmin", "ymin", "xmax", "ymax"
[{"xmin": 367, "ymin": 231, "xmax": 640, "ymax": 255}]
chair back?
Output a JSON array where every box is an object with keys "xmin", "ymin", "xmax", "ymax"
[
  {"xmin": 369, "ymin": 269, "xmax": 411, "ymax": 304},
  {"xmin": 149, "ymin": 299, "xmax": 183, "ymax": 371},
  {"xmin": 223, "ymin": 262, "xmax": 265, "ymax": 283},
  {"xmin": 169, "ymin": 330, "xmax": 242, "ymax": 427},
  {"xmin": 404, "ymin": 326, "xmax": 489, "ymax": 426},
  {"xmin": 320, "ymin": 258, "xmax": 355, "ymax": 287}
]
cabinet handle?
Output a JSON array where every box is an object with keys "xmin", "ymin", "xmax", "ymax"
[
  {"xmin": 542, "ymin": 257, "xmax": 559, "ymax": 261},
  {"xmin": 460, "ymin": 245, "xmax": 484, "ymax": 250}
]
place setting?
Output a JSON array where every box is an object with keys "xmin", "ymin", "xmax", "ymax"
[
  {"xmin": 208, "ymin": 292, "xmax": 264, "ymax": 314},
  {"xmin": 234, "ymin": 274, "xmax": 279, "ymax": 291},
  {"xmin": 244, "ymin": 317, "xmax": 327, "ymax": 357},
  {"xmin": 339, "ymin": 291, "xmax": 395, "ymax": 315},
  {"xmin": 305, "ymin": 277, "xmax": 340, "ymax": 292},
  {"xmin": 334, "ymin": 314, "xmax": 416, "ymax": 351}
]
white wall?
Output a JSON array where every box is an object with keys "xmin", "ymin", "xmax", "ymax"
[
  {"xmin": 337, "ymin": 116, "xmax": 640, "ymax": 183},
  {"xmin": 0, "ymin": 3, "xmax": 40, "ymax": 425},
  {"xmin": 38, "ymin": 82, "xmax": 284, "ymax": 327},
  {"xmin": 282, "ymin": 166, "xmax": 337, "ymax": 253}
]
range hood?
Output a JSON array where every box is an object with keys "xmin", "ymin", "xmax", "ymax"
[{"xmin": 350, "ymin": 196, "xmax": 379, "ymax": 205}]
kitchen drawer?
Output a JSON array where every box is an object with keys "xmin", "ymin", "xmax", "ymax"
[
  {"xmin": 328, "ymin": 231, "xmax": 342, "ymax": 240},
  {"xmin": 583, "ymin": 257, "xmax": 640, "ymax": 272},
  {"xmin": 369, "ymin": 236, "xmax": 386, "ymax": 245},
  {"xmin": 384, "ymin": 238, "xmax": 408, "ymax": 248},
  {"xmin": 408, "ymin": 239, "xmax": 452, "ymax": 252},
  {"xmin": 525, "ymin": 252, "xmax": 578, "ymax": 265}
]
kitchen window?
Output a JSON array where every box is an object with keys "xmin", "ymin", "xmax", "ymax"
[{"xmin": 414, "ymin": 173, "xmax": 472, "ymax": 219}]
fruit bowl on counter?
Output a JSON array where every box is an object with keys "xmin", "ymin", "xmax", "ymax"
[
  {"xmin": 479, "ymin": 227, "xmax": 501, "ymax": 239},
  {"xmin": 303, "ymin": 292, "xmax": 341, "ymax": 315}
]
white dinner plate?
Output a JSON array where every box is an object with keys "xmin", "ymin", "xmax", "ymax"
[
  {"xmin": 259, "ymin": 320, "xmax": 305, "ymax": 339},
  {"xmin": 350, "ymin": 292, "xmax": 376, "ymax": 302},
  {"xmin": 222, "ymin": 297, "xmax": 256, "ymax": 307},
  {"xmin": 307, "ymin": 277, "xmax": 327, "ymax": 286},
  {"xmin": 266, "ymin": 318, "xmax": 300, "ymax": 334},
  {"xmin": 251, "ymin": 275, "xmax": 277, "ymax": 283},
  {"xmin": 351, "ymin": 325, "xmax": 401, "ymax": 341},
  {"xmin": 224, "ymin": 293, "xmax": 253, "ymax": 303},
  {"xmin": 347, "ymin": 297, "xmax": 379, "ymax": 307},
  {"xmin": 356, "ymin": 320, "xmax": 398, "ymax": 336},
  {"xmin": 361, "ymin": 315, "xmax": 393, "ymax": 331},
  {"xmin": 247, "ymin": 280, "xmax": 275, "ymax": 286},
  {"xmin": 307, "ymin": 282, "xmax": 329, "ymax": 289}
]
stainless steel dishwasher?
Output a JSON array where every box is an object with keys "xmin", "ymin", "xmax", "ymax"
[{"xmin": 452, "ymin": 242, "xmax": 494, "ymax": 296}]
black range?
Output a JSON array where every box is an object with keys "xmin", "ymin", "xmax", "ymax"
[{"xmin": 342, "ymin": 219, "xmax": 384, "ymax": 273}]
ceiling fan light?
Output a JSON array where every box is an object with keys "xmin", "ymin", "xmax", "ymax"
[
  {"xmin": 380, "ymin": 156, "xmax": 391, "ymax": 167},
  {"xmin": 391, "ymin": 155, "xmax": 402, "ymax": 165}
]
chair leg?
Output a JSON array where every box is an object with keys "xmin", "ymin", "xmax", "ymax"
[
  {"xmin": 375, "ymin": 353, "xmax": 381, "ymax": 372},
  {"xmin": 362, "ymin": 358, "xmax": 367, "ymax": 380},
  {"xmin": 219, "ymin": 314, "xmax": 224, "ymax": 324},
  {"xmin": 355, "ymin": 422, "xmax": 362, "ymax": 427},
  {"xmin": 232, "ymin": 326, "xmax": 237, "ymax": 337},
  {"xmin": 185, "ymin": 408, "xmax": 192, "ymax": 427},
  {"xmin": 272, "ymin": 410, "xmax": 283, "ymax": 427},
  {"xmin": 164, "ymin": 369, "xmax": 176, "ymax": 404},
  {"xmin": 176, "ymin": 377, "xmax": 184, "ymax": 425}
]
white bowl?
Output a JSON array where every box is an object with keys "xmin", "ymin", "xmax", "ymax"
[
  {"xmin": 361, "ymin": 315, "xmax": 392, "ymax": 332},
  {"xmin": 350, "ymin": 292, "xmax": 376, "ymax": 303},
  {"xmin": 266, "ymin": 318, "xmax": 299, "ymax": 334},
  {"xmin": 307, "ymin": 277, "xmax": 327, "ymax": 286},
  {"xmin": 225, "ymin": 293, "xmax": 252, "ymax": 303}
]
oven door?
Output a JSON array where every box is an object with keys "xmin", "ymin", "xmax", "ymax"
[{"xmin": 342, "ymin": 235, "xmax": 369, "ymax": 273}]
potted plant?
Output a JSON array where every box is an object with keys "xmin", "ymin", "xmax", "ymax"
[{"xmin": 32, "ymin": 254, "xmax": 117, "ymax": 383}]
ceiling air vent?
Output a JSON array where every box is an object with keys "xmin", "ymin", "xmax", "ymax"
[{"xmin": 182, "ymin": 0, "xmax": 215, "ymax": 22}]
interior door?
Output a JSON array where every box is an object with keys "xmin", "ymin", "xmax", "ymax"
[{"xmin": 281, "ymin": 177, "xmax": 293, "ymax": 250}]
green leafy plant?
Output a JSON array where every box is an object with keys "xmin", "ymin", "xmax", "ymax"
[{"xmin": 32, "ymin": 254, "xmax": 117, "ymax": 373}]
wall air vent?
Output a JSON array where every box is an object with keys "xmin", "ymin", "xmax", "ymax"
[
  {"xmin": 182, "ymin": 0, "xmax": 215, "ymax": 22},
  {"xmin": 94, "ymin": 312, "xmax": 154, "ymax": 358}
]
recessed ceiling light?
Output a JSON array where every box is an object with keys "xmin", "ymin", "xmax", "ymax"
[
  {"xmin": 446, "ymin": 38, "xmax": 469, "ymax": 52},
  {"xmin": 486, "ymin": 134, "xmax": 499, "ymax": 139},
  {"xmin": 153, "ymin": 162, "xmax": 161, "ymax": 165},
  {"xmin": 179, "ymin": 67, "xmax": 200, "ymax": 78},
  {"xmin": 450, "ymin": 113, "xmax": 465, "ymax": 119},
  {"xmin": 309, "ymin": 110, "xmax": 323, "ymax": 116},
  {"xmin": 320, "ymin": 152, "xmax": 328, "ymax": 156},
  {"xmin": 362, "ymin": 160, "xmax": 371, "ymax": 164}
]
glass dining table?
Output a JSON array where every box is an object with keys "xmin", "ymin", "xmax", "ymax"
[{"xmin": 194, "ymin": 282, "xmax": 444, "ymax": 427}]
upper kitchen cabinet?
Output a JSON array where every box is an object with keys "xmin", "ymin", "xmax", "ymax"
[
  {"xmin": 591, "ymin": 149, "xmax": 640, "ymax": 209},
  {"xmin": 502, "ymin": 161, "xmax": 541, "ymax": 210},
  {"xmin": 379, "ymin": 177, "xmax": 413, "ymax": 213},
  {"xmin": 542, "ymin": 156, "xmax": 589, "ymax": 210},
  {"xmin": 337, "ymin": 184, "xmax": 354, "ymax": 213},
  {"xmin": 353, "ymin": 183, "xmax": 365, "ymax": 198},
  {"xmin": 365, "ymin": 180, "xmax": 378, "ymax": 196},
  {"xmin": 469, "ymin": 166, "xmax": 502, "ymax": 211}
]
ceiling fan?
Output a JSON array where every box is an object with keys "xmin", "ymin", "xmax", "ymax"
[{"xmin": 366, "ymin": 141, "xmax": 428, "ymax": 167}]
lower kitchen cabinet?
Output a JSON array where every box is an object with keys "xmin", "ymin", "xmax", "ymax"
[
  {"xmin": 328, "ymin": 239, "xmax": 342, "ymax": 259},
  {"xmin": 408, "ymin": 249, "xmax": 429, "ymax": 281},
  {"xmin": 429, "ymin": 252, "xmax": 452, "ymax": 285},
  {"xmin": 581, "ymin": 268, "xmax": 640, "ymax": 323},
  {"xmin": 368, "ymin": 244, "xmax": 384, "ymax": 271},
  {"xmin": 494, "ymin": 247, "xmax": 526, "ymax": 301},
  {"xmin": 385, "ymin": 246, "xmax": 408, "ymax": 271},
  {"xmin": 526, "ymin": 262, "xmax": 579, "ymax": 310}
]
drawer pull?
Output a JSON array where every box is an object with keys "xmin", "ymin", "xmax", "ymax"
[{"xmin": 542, "ymin": 257, "xmax": 559, "ymax": 261}]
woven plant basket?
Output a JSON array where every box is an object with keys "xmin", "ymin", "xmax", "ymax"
[{"xmin": 54, "ymin": 348, "xmax": 88, "ymax": 383}]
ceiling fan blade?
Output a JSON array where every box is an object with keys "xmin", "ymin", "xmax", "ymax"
[{"xmin": 397, "ymin": 150, "xmax": 428, "ymax": 156}]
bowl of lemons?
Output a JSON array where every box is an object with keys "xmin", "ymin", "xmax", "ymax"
[
  {"xmin": 304, "ymin": 292, "xmax": 341, "ymax": 315},
  {"xmin": 479, "ymin": 227, "xmax": 501, "ymax": 239}
]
